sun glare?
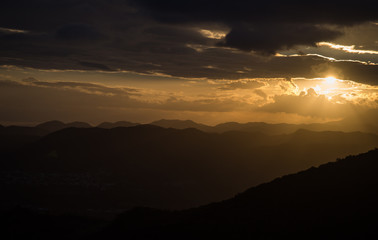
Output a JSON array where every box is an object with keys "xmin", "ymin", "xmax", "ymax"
[{"xmin": 325, "ymin": 76, "xmax": 337, "ymax": 85}]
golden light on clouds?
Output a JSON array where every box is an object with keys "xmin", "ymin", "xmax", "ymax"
[
  {"xmin": 198, "ymin": 29, "xmax": 227, "ymax": 39},
  {"xmin": 320, "ymin": 76, "xmax": 341, "ymax": 94},
  {"xmin": 317, "ymin": 42, "xmax": 378, "ymax": 55},
  {"xmin": 324, "ymin": 76, "xmax": 337, "ymax": 85},
  {"xmin": 0, "ymin": 27, "xmax": 29, "ymax": 34},
  {"xmin": 0, "ymin": 64, "xmax": 377, "ymax": 125}
]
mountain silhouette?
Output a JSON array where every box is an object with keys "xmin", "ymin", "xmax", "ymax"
[
  {"xmin": 147, "ymin": 118, "xmax": 377, "ymax": 135},
  {"xmin": 3, "ymin": 149, "xmax": 378, "ymax": 239},
  {"xmin": 0, "ymin": 126, "xmax": 49, "ymax": 152},
  {"xmin": 338, "ymin": 109, "xmax": 378, "ymax": 134},
  {"xmin": 35, "ymin": 120, "xmax": 92, "ymax": 132},
  {"xmin": 1, "ymin": 125, "xmax": 377, "ymax": 216},
  {"xmin": 0, "ymin": 121, "xmax": 92, "ymax": 152},
  {"xmin": 212, "ymin": 121, "xmax": 344, "ymax": 135},
  {"xmin": 0, "ymin": 207, "xmax": 105, "ymax": 240},
  {"xmin": 149, "ymin": 119, "xmax": 342, "ymax": 134},
  {"xmin": 0, "ymin": 125, "xmax": 48, "ymax": 136},
  {"xmin": 97, "ymin": 121, "xmax": 139, "ymax": 129},
  {"xmin": 150, "ymin": 119, "xmax": 212, "ymax": 132},
  {"xmin": 96, "ymin": 148, "xmax": 378, "ymax": 240},
  {"xmin": 1, "ymin": 118, "xmax": 376, "ymax": 154}
]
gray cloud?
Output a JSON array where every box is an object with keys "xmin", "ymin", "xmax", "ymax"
[
  {"xmin": 134, "ymin": 0, "xmax": 376, "ymax": 53},
  {"xmin": 0, "ymin": 0, "xmax": 376, "ymax": 86},
  {"xmin": 78, "ymin": 61, "xmax": 113, "ymax": 71},
  {"xmin": 19, "ymin": 78, "xmax": 140, "ymax": 96},
  {"xmin": 218, "ymin": 23, "xmax": 342, "ymax": 54},
  {"xmin": 56, "ymin": 24, "xmax": 104, "ymax": 41}
]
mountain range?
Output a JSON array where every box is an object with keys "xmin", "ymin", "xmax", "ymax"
[
  {"xmin": 2, "ymin": 149, "xmax": 377, "ymax": 239},
  {"xmin": 1, "ymin": 117, "xmax": 377, "ymax": 152},
  {"xmin": 1, "ymin": 125, "xmax": 377, "ymax": 216}
]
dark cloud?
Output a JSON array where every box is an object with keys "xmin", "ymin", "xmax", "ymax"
[
  {"xmin": 334, "ymin": 23, "xmax": 378, "ymax": 51},
  {"xmin": 134, "ymin": 0, "xmax": 376, "ymax": 53},
  {"xmin": 133, "ymin": 1, "xmax": 376, "ymax": 25},
  {"xmin": 0, "ymin": 0, "xmax": 376, "ymax": 85},
  {"xmin": 56, "ymin": 24, "xmax": 104, "ymax": 41},
  {"xmin": 78, "ymin": 61, "xmax": 113, "ymax": 71},
  {"xmin": 219, "ymin": 23, "xmax": 342, "ymax": 54},
  {"xmin": 22, "ymin": 77, "xmax": 39, "ymax": 83},
  {"xmin": 2, "ymin": 78, "xmax": 139, "ymax": 96}
]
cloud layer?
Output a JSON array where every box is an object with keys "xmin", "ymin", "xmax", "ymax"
[
  {"xmin": 0, "ymin": 75, "xmax": 376, "ymax": 125},
  {"xmin": 0, "ymin": 0, "xmax": 377, "ymax": 85}
]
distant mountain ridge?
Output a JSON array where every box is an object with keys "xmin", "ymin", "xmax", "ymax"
[
  {"xmin": 212, "ymin": 121, "xmax": 340, "ymax": 135},
  {"xmin": 1, "ymin": 125, "xmax": 377, "ymax": 216},
  {"xmin": 149, "ymin": 119, "xmax": 347, "ymax": 135},
  {"xmin": 1, "ymin": 117, "xmax": 377, "ymax": 137},
  {"xmin": 1, "ymin": 118, "xmax": 377, "ymax": 162},
  {"xmin": 96, "ymin": 121, "xmax": 139, "ymax": 129},
  {"xmin": 35, "ymin": 120, "xmax": 92, "ymax": 132},
  {"xmin": 150, "ymin": 119, "xmax": 213, "ymax": 132},
  {"xmin": 127, "ymin": 118, "xmax": 377, "ymax": 135}
]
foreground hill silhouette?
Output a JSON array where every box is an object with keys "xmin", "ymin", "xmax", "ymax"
[
  {"xmin": 0, "ymin": 207, "xmax": 105, "ymax": 240},
  {"xmin": 0, "ymin": 126, "xmax": 48, "ymax": 152},
  {"xmin": 95, "ymin": 149, "xmax": 378, "ymax": 240},
  {"xmin": 1, "ymin": 125, "xmax": 377, "ymax": 216},
  {"xmin": 3, "ymin": 149, "xmax": 377, "ymax": 239}
]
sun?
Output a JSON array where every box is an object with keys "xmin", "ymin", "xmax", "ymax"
[{"xmin": 324, "ymin": 76, "xmax": 337, "ymax": 85}]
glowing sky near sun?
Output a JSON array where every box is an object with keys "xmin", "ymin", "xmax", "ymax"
[
  {"xmin": 0, "ymin": 1, "xmax": 377, "ymax": 125},
  {"xmin": 0, "ymin": 64, "xmax": 376, "ymax": 126}
]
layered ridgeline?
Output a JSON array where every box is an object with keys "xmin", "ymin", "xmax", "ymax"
[
  {"xmin": 96, "ymin": 149, "xmax": 378, "ymax": 240},
  {"xmin": 2, "ymin": 149, "xmax": 378, "ymax": 239},
  {"xmin": 1, "ymin": 117, "xmax": 377, "ymax": 152},
  {"xmin": 0, "ymin": 121, "xmax": 92, "ymax": 152},
  {"xmin": 1, "ymin": 125, "xmax": 377, "ymax": 216}
]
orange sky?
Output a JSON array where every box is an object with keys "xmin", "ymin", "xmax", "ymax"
[
  {"xmin": 0, "ymin": 65, "xmax": 377, "ymax": 126},
  {"xmin": 0, "ymin": 1, "xmax": 377, "ymax": 125}
]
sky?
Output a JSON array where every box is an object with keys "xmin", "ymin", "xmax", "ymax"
[{"xmin": 0, "ymin": 0, "xmax": 377, "ymax": 125}]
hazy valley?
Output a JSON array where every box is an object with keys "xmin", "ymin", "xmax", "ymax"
[{"xmin": 1, "ymin": 120, "xmax": 377, "ymax": 217}]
